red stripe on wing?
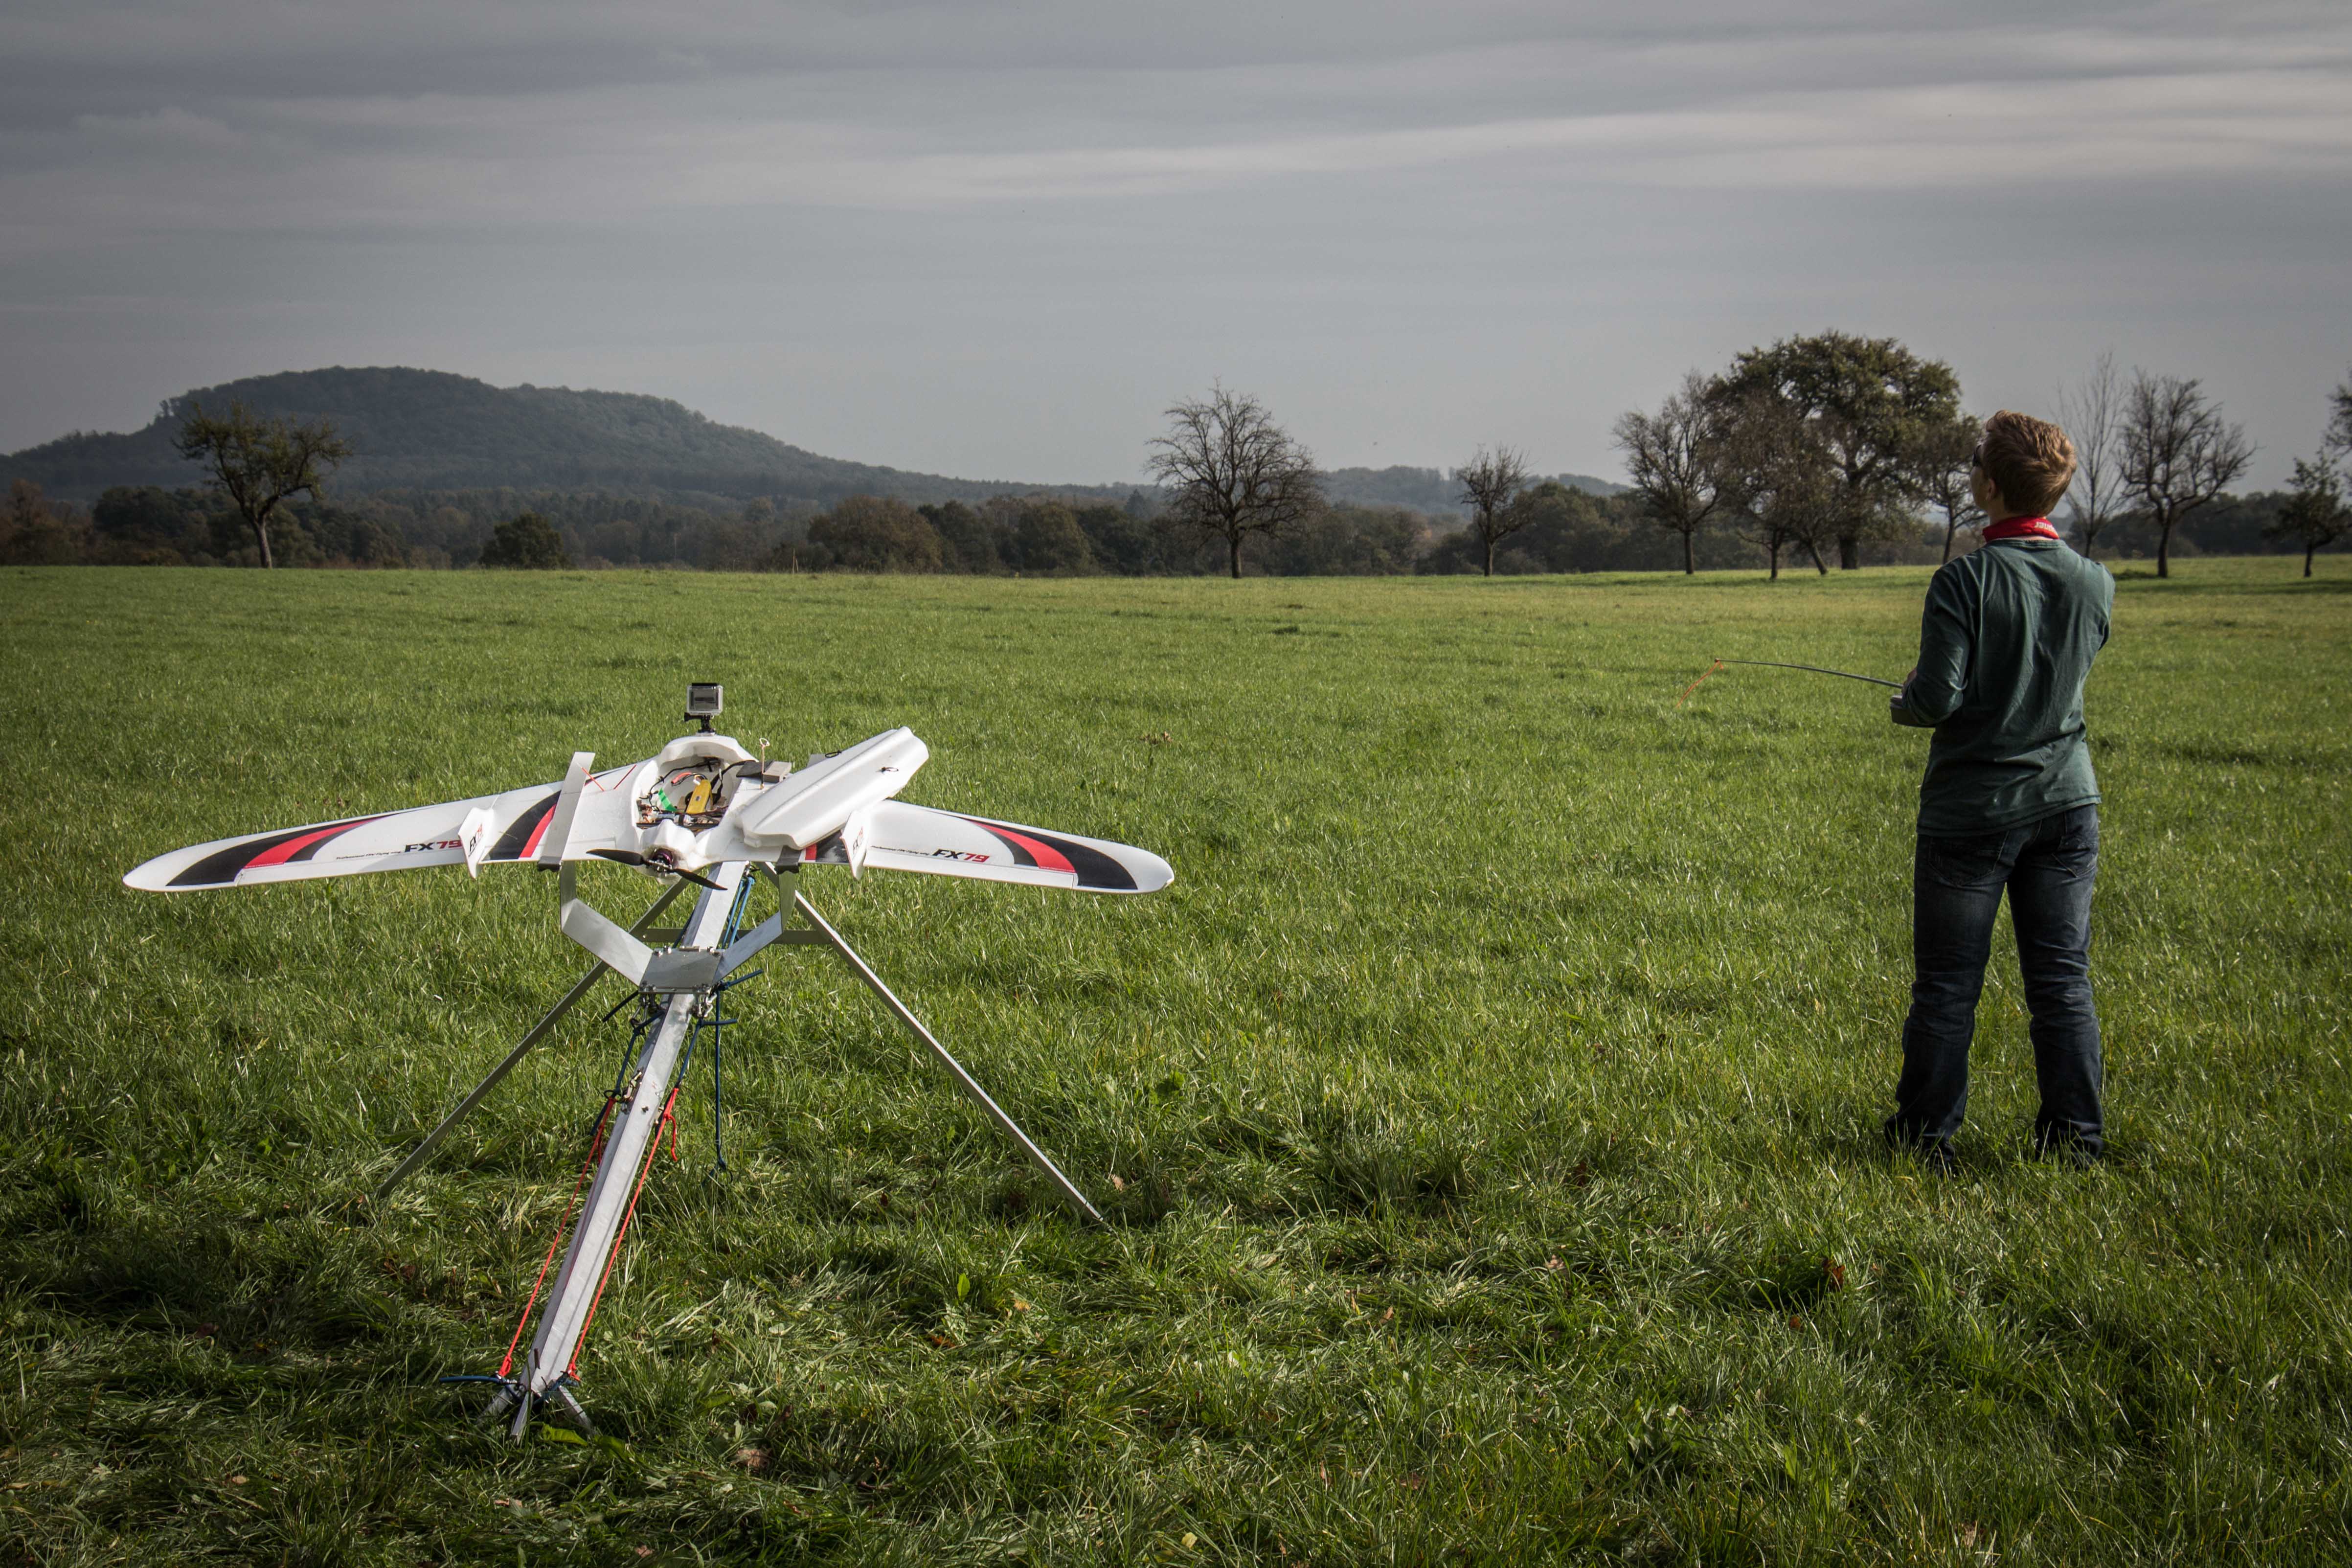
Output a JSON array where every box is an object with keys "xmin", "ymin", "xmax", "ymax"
[
  {"xmin": 965, "ymin": 820, "xmax": 1075, "ymax": 875},
  {"xmin": 244, "ymin": 818, "xmax": 381, "ymax": 869}
]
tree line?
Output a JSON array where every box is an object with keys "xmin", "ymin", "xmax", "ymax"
[
  {"xmin": 4, "ymin": 339, "xmax": 2344, "ymax": 576},
  {"xmin": 761, "ymin": 485, "xmax": 1766, "ymax": 578},
  {"xmin": 1613, "ymin": 335, "xmax": 2349, "ymax": 581}
]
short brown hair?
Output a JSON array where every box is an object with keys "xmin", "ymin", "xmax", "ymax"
[{"xmin": 1974, "ymin": 410, "xmax": 2076, "ymax": 517}]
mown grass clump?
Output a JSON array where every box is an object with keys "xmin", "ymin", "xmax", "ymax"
[{"xmin": 0, "ymin": 559, "xmax": 2346, "ymax": 1563}]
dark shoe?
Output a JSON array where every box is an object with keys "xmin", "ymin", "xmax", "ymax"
[
  {"xmin": 1885, "ymin": 1117, "xmax": 1957, "ymax": 1174},
  {"xmin": 2031, "ymin": 1123, "xmax": 2103, "ymax": 1165}
]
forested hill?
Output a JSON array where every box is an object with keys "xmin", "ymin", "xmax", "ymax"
[
  {"xmin": 4, "ymin": 366, "xmax": 1622, "ymax": 508},
  {"xmin": 1, "ymin": 367, "xmax": 1132, "ymax": 506}
]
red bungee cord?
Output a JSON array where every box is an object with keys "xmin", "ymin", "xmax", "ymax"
[
  {"xmin": 569, "ymin": 1083, "xmax": 685, "ymax": 1376},
  {"xmin": 497, "ymin": 1095, "xmax": 620, "ymax": 1380}
]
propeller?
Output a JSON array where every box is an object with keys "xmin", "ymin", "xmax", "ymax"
[{"xmin": 587, "ymin": 849, "xmax": 726, "ymax": 892}]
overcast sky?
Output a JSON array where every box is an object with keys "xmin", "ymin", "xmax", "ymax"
[{"xmin": 3, "ymin": 1, "xmax": 2346, "ymax": 487}]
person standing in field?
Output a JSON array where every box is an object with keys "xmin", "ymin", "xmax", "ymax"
[{"xmin": 1887, "ymin": 410, "xmax": 2114, "ymax": 1163}]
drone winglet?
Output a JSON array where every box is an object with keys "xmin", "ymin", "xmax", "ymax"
[
  {"xmin": 459, "ymin": 807, "xmax": 495, "ymax": 879},
  {"xmin": 537, "ymin": 751, "xmax": 595, "ymax": 868}
]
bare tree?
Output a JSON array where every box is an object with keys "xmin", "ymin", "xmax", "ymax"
[
  {"xmin": 173, "ymin": 399, "xmax": 353, "ymax": 568},
  {"xmin": 2267, "ymin": 369, "xmax": 2352, "ymax": 579},
  {"xmin": 1613, "ymin": 373, "xmax": 1725, "ymax": 574},
  {"xmin": 2270, "ymin": 456, "xmax": 2349, "ymax": 578},
  {"xmin": 1453, "ymin": 446, "xmax": 1532, "ymax": 576},
  {"xmin": 2057, "ymin": 352, "xmax": 2129, "ymax": 557},
  {"xmin": 1146, "ymin": 387, "xmax": 1323, "ymax": 579},
  {"xmin": 1917, "ymin": 410, "xmax": 1984, "ymax": 564},
  {"xmin": 2118, "ymin": 372, "xmax": 2254, "ymax": 579}
]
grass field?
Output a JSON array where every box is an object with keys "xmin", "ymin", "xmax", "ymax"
[{"xmin": 1, "ymin": 558, "xmax": 2347, "ymax": 1565}]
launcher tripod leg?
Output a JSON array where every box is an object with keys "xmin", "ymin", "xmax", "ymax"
[
  {"xmin": 789, "ymin": 883, "xmax": 1107, "ymax": 1227},
  {"xmin": 483, "ymin": 861, "xmax": 1103, "ymax": 1436},
  {"xmin": 372, "ymin": 879, "xmax": 691, "ymax": 1205}
]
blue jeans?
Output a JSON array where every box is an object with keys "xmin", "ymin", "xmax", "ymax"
[{"xmin": 1889, "ymin": 804, "xmax": 2104, "ymax": 1157}]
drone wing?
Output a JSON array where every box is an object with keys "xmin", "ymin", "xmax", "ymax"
[
  {"xmin": 122, "ymin": 763, "xmax": 646, "ymax": 892},
  {"xmin": 799, "ymin": 802, "xmax": 1173, "ymax": 894}
]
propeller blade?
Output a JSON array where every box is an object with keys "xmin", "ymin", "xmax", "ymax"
[{"xmin": 588, "ymin": 846, "xmax": 724, "ymax": 892}]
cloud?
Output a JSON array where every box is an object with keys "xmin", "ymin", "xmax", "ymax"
[
  {"xmin": 741, "ymin": 69, "xmax": 2352, "ymax": 206},
  {"xmin": 71, "ymin": 105, "xmax": 244, "ymax": 150},
  {"xmin": 16, "ymin": 43, "xmax": 2346, "ymax": 242},
  {"xmin": 0, "ymin": 1, "xmax": 2346, "ymax": 480}
]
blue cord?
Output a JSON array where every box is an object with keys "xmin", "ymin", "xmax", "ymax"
[
  {"xmin": 700, "ymin": 873, "xmax": 760, "ymax": 1172},
  {"xmin": 607, "ymin": 872, "xmax": 766, "ymax": 1177},
  {"xmin": 713, "ymin": 876, "xmax": 748, "ymax": 1171}
]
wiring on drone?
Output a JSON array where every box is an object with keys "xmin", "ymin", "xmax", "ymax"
[{"xmin": 499, "ymin": 874, "xmax": 767, "ymax": 1386}]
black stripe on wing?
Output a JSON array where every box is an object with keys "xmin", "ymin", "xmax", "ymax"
[
  {"xmin": 968, "ymin": 823, "xmax": 1039, "ymax": 869},
  {"xmin": 486, "ymin": 794, "xmax": 559, "ymax": 861},
  {"xmin": 283, "ymin": 830, "xmax": 346, "ymax": 864},
  {"xmin": 166, "ymin": 817, "xmax": 379, "ymax": 888},
  {"xmin": 988, "ymin": 821, "xmax": 1139, "ymax": 892},
  {"xmin": 1033, "ymin": 832, "xmax": 1138, "ymax": 892}
]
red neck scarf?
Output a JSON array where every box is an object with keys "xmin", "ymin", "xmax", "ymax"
[{"xmin": 1984, "ymin": 515, "xmax": 2060, "ymax": 542}]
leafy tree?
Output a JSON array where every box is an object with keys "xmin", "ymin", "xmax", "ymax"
[
  {"xmin": 476, "ymin": 511, "xmax": 570, "ymax": 568},
  {"xmin": 805, "ymin": 495, "xmax": 944, "ymax": 572},
  {"xmin": 2270, "ymin": 457, "xmax": 2349, "ymax": 577},
  {"xmin": 1146, "ymin": 387, "xmax": 1324, "ymax": 579},
  {"xmin": 1073, "ymin": 500, "xmax": 1184, "ymax": 575},
  {"xmin": 1264, "ymin": 506, "xmax": 1433, "ymax": 575},
  {"xmin": 1013, "ymin": 500, "xmax": 1099, "ymax": 574},
  {"xmin": 919, "ymin": 500, "xmax": 1004, "ymax": 573},
  {"xmin": 1614, "ymin": 373, "xmax": 1727, "ymax": 575},
  {"xmin": 1453, "ymin": 446, "xmax": 1530, "ymax": 577},
  {"xmin": 1712, "ymin": 332, "xmax": 1962, "ymax": 569},
  {"xmin": 2057, "ymin": 352, "xmax": 2130, "ymax": 556},
  {"xmin": 2119, "ymin": 371, "xmax": 2254, "ymax": 579},
  {"xmin": 90, "ymin": 485, "xmax": 226, "ymax": 564},
  {"xmin": 171, "ymin": 399, "xmax": 352, "ymax": 568},
  {"xmin": 338, "ymin": 513, "xmax": 410, "ymax": 568},
  {"xmin": 1493, "ymin": 484, "xmax": 1628, "ymax": 574},
  {"xmin": 1917, "ymin": 410, "xmax": 1984, "ymax": 563},
  {"xmin": 1711, "ymin": 389, "xmax": 1837, "ymax": 579},
  {"xmin": 0, "ymin": 480, "xmax": 91, "ymax": 565}
]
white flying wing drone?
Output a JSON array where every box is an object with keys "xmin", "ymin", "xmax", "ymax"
[{"xmin": 125, "ymin": 685, "xmax": 1171, "ymax": 1438}]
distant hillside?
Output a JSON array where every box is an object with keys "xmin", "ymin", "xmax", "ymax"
[
  {"xmin": 1322, "ymin": 465, "xmax": 1623, "ymax": 511},
  {"xmin": 4, "ymin": 367, "xmax": 1627, "ymax": 511},
  {"xmin": 2, "ymin": 367, "xmax": 1133, "ymax": 506}
]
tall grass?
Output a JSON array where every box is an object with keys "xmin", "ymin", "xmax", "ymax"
[{"xmin": 0, "ymin": 559, "xmax": 2346, "ymax": 1564}]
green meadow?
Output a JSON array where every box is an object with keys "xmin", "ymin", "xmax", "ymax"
[{"xmin": 0, "ymin": 558, "xmax": 2346, "ymax": 1565}]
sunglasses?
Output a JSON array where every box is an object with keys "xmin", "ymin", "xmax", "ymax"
[{"xmin": 1969, "ymin": 439, "xmax": 1987, "ymax": 469}]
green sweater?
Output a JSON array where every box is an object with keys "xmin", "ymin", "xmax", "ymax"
[{"xmin": 1892, "ymin": 536, "xmax": 2113, "ymax": 836}]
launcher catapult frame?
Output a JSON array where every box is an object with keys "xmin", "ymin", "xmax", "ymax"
[{"xmin": 124, "ymin": 685, "xmax": 1172, "ymax": 1436}]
